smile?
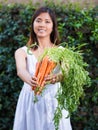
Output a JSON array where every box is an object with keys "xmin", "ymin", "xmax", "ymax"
[{"xmin": 38, "ymin": 29, "xmax": 46, "ymax": 33}]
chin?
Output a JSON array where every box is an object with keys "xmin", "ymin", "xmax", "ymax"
[{"xmin": 37, "ymin": 35, "xmax": 47, "ymax": 38}]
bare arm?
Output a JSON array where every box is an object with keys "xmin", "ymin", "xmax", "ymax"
[{"xmin": 15, "ymin": 48, "xmax": 38, "ymax": 87}]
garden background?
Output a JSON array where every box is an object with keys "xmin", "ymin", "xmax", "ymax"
[{"xmin": 0, "ymin": 0, "xmax": 98, "ymax": 130}]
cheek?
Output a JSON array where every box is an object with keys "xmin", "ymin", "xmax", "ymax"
[
  {"xmin": 48, "ymin": 25, "xmax": 53, "ymax": 33},
  {"xmin": 33, "ymin": 23, "xmax": 37, "ymax": 32}
]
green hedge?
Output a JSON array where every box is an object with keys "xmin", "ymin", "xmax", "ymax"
[{"xmin": 0, "ymin": 2, "xmax": 98, "ymax": 130}]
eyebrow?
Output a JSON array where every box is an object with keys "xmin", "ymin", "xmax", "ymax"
[{"xmin": 36, "ymin": 17, "xmax": 51, "ymax": 21}]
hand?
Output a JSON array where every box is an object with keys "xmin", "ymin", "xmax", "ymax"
[
  {"xmin": 28, "ymin": 76, "xmax": 38, "ymax": 87},
  {"xmin": 44, "ymin": 73, "xmax": 63, "ymax": 85},
  {"xmin": 44, "ymin": 74, "xmax": 56, "ymax": 84}
]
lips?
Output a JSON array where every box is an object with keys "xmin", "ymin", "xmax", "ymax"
[{"xmin": 38, "ymin": 29, "xmax": 46, "ymax": 33}]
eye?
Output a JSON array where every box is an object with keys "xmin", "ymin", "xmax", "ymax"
[
  {"xmin": 36, "ymin": 19, "xmax": 41, "ymax": 23},
  {"xmin": 46, "ymin": 21, "xmax": 51, "ymax": 23}
]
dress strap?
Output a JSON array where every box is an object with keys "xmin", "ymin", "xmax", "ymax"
[
  {"xmin": 21, "ymin": 46, "xmax": 27, "ymax": 53},
  {"xmin": 21, "ymin": 46, "xmax": 33, "ymax": 57}
]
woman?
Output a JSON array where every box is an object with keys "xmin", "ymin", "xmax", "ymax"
[{"xmin": 13, "ymin": 6, "xmax": 72, "ymax": 130}]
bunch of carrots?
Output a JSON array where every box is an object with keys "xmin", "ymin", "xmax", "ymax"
[{"xmin": 32, "ymin": 56, "xmax": 56, "ymax": 95}]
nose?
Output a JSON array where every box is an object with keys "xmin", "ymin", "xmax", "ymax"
[{"xmin": 39, "ymin": 21, "xmax": 46, "ymax": 26}]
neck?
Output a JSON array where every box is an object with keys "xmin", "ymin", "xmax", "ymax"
[{"xmin": 37, "ymin": 37, "xmax": 53, "ymax": 49}]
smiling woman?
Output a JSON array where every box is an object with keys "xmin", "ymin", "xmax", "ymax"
[{"xmin": 13, "ymin": 6, "xmax": 72, "ymax": 130}]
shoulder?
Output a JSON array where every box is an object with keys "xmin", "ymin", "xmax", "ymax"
[{"xmin": 15, "ymin": 46, "xmax": 27, "ymax": 58}]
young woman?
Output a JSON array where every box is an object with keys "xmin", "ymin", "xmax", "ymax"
[{"xmin": 13, "ymin": 6, "xmax": 72, "ymax": 130}]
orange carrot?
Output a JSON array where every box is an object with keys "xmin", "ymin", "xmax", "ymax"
[
  {"xmin": 35, "ymin": 61, "xmax": 41, "ymax": 77},
  {"xmin": 40, "ymin": 60, "xmax": 56, "ymax": 87},
  {"xmin": 32, "ymin": 61, "xmax": 41, "ymax": 90},
  {"xmin": 37, "ymin": 56, "xmax": 49, "ymax": 85},
  {"xmin": 32, "ymin": 55, "xmax": 56, "ymax": 95},
  {"xmin": 44, "ymin": 60, "xmax": 56, "ymax": 76},
  {"xmin": 34, "ymin": 56, "xmax": 49, "ymax": 94},
  {"xmin": 36, "ymin": 59, "xmax": 56, "ymax": 95},
  {"xmin": 38, "ymin": 59, "xmax": 49, "ymax": 85}
]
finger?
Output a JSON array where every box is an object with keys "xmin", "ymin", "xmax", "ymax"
[
  {"xmin": 45, "ymin": 77, "xmax": 51, "ymax": 82},
  {"xmin": 51, "ymin": 74, "xmax": 57, "ymax": 84},
  {"xmin": 44, "ymin": 81, "xmax": 51, "ymax": 85},
  {"xmin": 32, "ymin": 76, "xmax": 37, "ymax": 81},
  {"xmin": 31, "ymin": 83, "xmax": 37, "ymax": 87},
  {"xmin": 44, "ymin": 75, "xmax": 53, "ymax": 81},
  {"xmin": 31, "ymin": 78, "xmax": 38, "ymax": 86}
]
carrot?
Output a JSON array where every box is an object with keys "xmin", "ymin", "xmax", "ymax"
[
  {"xmin": 36, "ymin": 59, "xmax": 56, "ymax": 95},
  {"xmin": 35, "ymin": 62, "xmax": 41, "ymax": 77},
  {"xmin": 39, "ymin": 57, "xmax": 49, "ymax": 85},
  {"xmin": 36, "ymin": 80, "xmax": 46, "ymax": 95},
  {"xmin": 38, "ymin": 56, "xmax": 49, "ymax": 85},
  {"xmin": 34, "ymin": 56, "xmax": 49, "ymax": 94},
  {"xmin": 32, "ymin": 55, "xmax": 56, "ymax": 95},
  {"xmin": 44, "ymin": 60, "xmax": 56, "ymax": 76},
  {"xmin": 40, "ymin": 60, "xmax": 56, "ymax": 87},
  {"xmin": 32, "ymin": 61, "xmax": 41, "ymax": 90}
]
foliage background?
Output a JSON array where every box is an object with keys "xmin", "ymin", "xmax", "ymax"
[{"xmin": 0, "ymin": 1, "xmax": 98, "ymax": 130}]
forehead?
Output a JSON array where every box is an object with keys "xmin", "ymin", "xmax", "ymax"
[{"xmin": 36, "ymin": 12, "xmax": 52, "ymax": 20}]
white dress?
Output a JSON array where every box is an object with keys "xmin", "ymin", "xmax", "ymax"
[{"xmin": 13, "ymin": 46, "xmax": 72, "ymax": 130}]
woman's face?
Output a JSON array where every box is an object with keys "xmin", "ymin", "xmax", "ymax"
[{"xmin": 33, "ymin": 13, "xmax": 53, "ymax": 38}]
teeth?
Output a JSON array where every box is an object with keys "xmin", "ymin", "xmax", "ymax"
[{"xmin": 38, "ymin": 29, "xmax": 45, "ymax": 32}]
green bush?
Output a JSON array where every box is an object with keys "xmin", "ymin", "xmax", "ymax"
[{"xmin": 0, "ymin": 2, "xmax": 98, "ymax": 130}]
